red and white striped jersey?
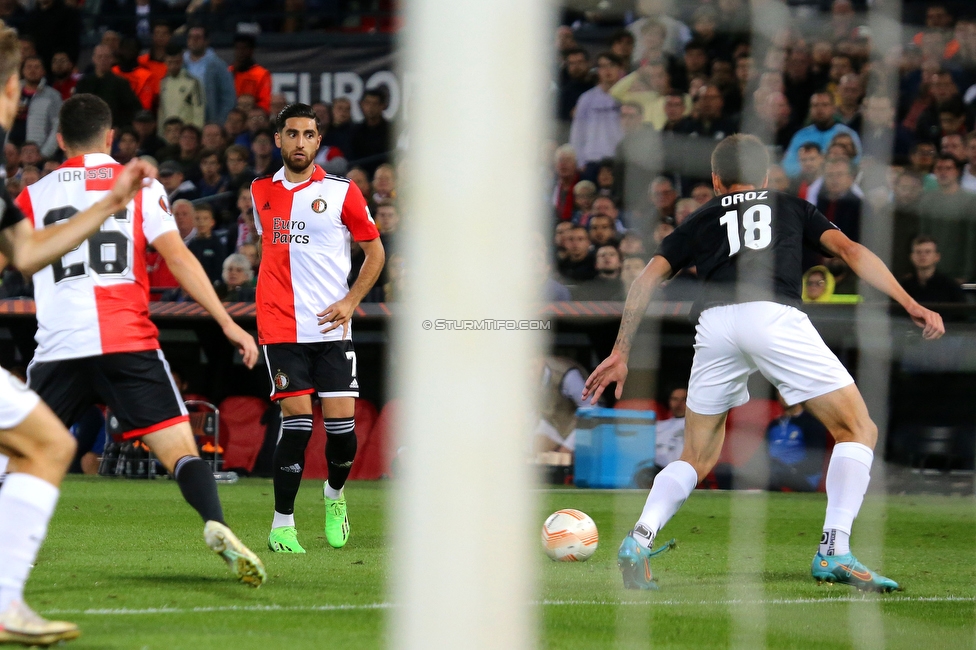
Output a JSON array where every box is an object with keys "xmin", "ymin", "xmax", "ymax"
[
  {"xmin": 251, "ymin": 165, "xmax": 379, "ymax": 345},
  {"xmin": 16, "ymin": 153, "xmax": 178, "ymax": 362}
]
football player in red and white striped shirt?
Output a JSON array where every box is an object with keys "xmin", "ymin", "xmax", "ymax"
[
  {"xmin": 252, "ymin": 103, "xmax": 384, "ymax": 553},
  {"xmin": 16, "ymin": 94, "xmax": 266, "ymax": 588},
  {"xmin": 0, "ymin": 28, "xmax": 159, "ymax": 644}
]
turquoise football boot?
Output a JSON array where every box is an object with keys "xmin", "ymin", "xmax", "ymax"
[
  {"xmin": 617, "ymin": 532, "xmax": 677, "ymax": 590},
  {"xmin": 811, "ymin": 552, "xmax": 899, "ymax": 593}
]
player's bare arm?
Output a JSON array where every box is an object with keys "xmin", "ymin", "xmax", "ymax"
[
  {"xmin": 583, "ymin": 254, "xmax": 673, "ymax": 404},
  {"xmin": 0, "ymin": 159, "xmax": 155, "ymax": 275},
  {"xmin": 151, "ymin": 230, "xmax": 260, "ymax": 368},
  {"xmin": 820, "ymin": 229, "xmax": 945, "ymax": 340},
  {"xmin": 318, "ymin": 237, "xmax": 385, "ymax": 338}
]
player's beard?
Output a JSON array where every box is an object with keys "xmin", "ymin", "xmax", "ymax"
[{"xmin": 283, "ymin": 151, "xmax": 314, "ymax": 174}]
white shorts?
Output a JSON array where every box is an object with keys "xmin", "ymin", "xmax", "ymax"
[
  {"xmin": 686, "ymin": 302, "xmax": 854, "ymax": 415},
  {"xmin": 0, "ymin": 366, "xmax": 40, "ymax": 430}
]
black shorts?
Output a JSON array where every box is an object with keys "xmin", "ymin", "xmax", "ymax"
[
  {"xmin": 27, "ymin": 349, "xmax": 189, "ymax": 440},
  {"xmin": 262, "ymin": 341, "xmax": 359, "ymax": 401}
]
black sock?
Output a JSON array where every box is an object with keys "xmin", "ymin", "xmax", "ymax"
[
  {"xmin": 273, "ymin": 414, "xmax": 313, "ymax": 515},
  {"xmin": 325, "ymin": 417, "xmax": 357, "ymax": 492},
  {"xmin": 174, "ymin": 456, "xmax": 225, "ymax": 524}
]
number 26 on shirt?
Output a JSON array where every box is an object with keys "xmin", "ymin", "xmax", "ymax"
[{"xmin": 719, "ymin": 204, "xmax": 772, "ymax": 256}]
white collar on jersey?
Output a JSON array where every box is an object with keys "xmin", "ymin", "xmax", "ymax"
[
  {"xmin": 272, "ymin": 164, "xmax": 324, "ymax": 186},
  {"xmin": 62, "ymin": 152, "xmax": 117, "ymax": 168}
]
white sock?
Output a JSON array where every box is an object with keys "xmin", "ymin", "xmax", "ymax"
[
  {"xmin": 633, "ymin": 460, "xmax": 699, "ymax": 548},
  {"xmin": 820, "ymin": 442, "xmax": 873, "ymax": 557},
  {"xmin": 324, "ymin": 482, "xmax": 342, "ymax": 500},
  {"xmin": 0, "ymin": 473, "xmax": 60, "ymax": 612},
  {"xmin": 272, "ymin": 511, "xmax": 295, "ymax": 529}
]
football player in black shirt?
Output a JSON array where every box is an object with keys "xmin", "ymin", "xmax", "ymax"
[
  {"xmin": 0, "ymin": 23, "xmax": 157, "ymax": 645},
  {"xmin": 584, "ymin": 134, "xmax": 944, "ymax": 593}
]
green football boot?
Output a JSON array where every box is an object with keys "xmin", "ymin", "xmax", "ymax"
[
  {"xmin": 811, "ymin": 552, "xmax": 900, "ymax": 593},
  {"xmin": 267, "ymin": 525, "xmax": 306, "ymax": 554},
  {"xmin": 325, "ymin": 491, "xmax": 350, "ymax": 548},
  {"xmin": 617, "ymin": 530, "xmax": 677, "ymax": 590}
]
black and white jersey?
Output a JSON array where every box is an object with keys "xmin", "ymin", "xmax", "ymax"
[{"xmin": 656, "ymin": 189, "xmax": 838, "ymax": 311}]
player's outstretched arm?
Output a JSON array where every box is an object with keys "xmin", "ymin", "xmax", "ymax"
[
  {"xmin": 820, "ymin": 229, "xmax": 945, "ymax": 340},
  {"xmin": 151, "ymin": 230, "xmax": 260, "ymax": 368},
  {"xmin": 318, "ymin": 237, "xmax": 385, "ymax": 338},
  {"xmin": 0, "ymin": 159, "xmax": 156, "ymax": 276},
  {"xmin": 582, "ymin": 255, "xmax": 672, "ymax": 404}
]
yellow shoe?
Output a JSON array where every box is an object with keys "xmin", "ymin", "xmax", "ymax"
[
  {"xmin": 0, "ymin": 601, "xmax": 80, "ymax": 646},
  {"xmin": 204, "ymin": 520, "xmax": 267, "ymax": 587}
]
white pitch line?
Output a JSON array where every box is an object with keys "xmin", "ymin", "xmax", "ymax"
[
  {"xmin": 42, "ymin": 596, "xmax": 976, "ymax": 616},
  {"xmin": 44, "ymin": 603, "xmax": 395, "ymax": 616},
  {"xmin": 541, "ymin": 596, "xmax": 976, "ymax": 606}
]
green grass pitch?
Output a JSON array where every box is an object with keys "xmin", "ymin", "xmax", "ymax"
[{"xmin": 27, "ymin": 477, "xmax": 976, "ymax": 649}]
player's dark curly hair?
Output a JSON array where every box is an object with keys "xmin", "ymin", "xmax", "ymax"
[
  {"xmin": 711, "ymin": 134, "xmax": 770, "ymax": 188},
  {"xmin": 59, "ymin": 94, "xmax": 113, "ymax": 149},
  {"xmin": 276, "ymin": 103, "xmax": 318, "ymax": 133}
]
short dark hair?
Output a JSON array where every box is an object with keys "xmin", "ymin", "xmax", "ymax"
[
  {"xmin": 362, "ymin": 88, "xmax": 387, "ymax": 105},
  {"xmin": 199, "ymin": 148, "xmax": 220, "ymax": 162},
  {"xmin": 163, "ymin": 116, "xmax": 184, "ymax": 128},
  {"xmin": 563, "ymin": 47, "xmax": 588, "ymax": 60},
  {"xmin": 59, "ymin": 94, "xmax": 113, "ymax": 149},
  {"xmin": 225, "ymin": 144, "xmax": 249, "ymax": 160},
  {"xmin": 937, "ymin": 97, "xmax": 966, "ymax": 117},
  {"xmin": 684, "ymin": 40, "xmax": 707, "ymax": 54},
  {"xmin": 710, "ymin": 134, "xmax": 770, "ymax": 187},
  {"xmin": 911, "ymin": 235, "xmax": 937, "ymax": 249},
  {"xmin": 588, "ymin": 214, "xmax": 613, "ymax": 228},
  {"xmin": 610, "ymin": 29, "xmax": 634, "ymax": 45},
  {"xmin": 180, "ymin": 124, "xmax": 202, "ymax": 139},
  {"xmin": 275, "ymin": 103, "xmax": 318, "ymax": 133},
  {"xmin": 596, "ymin": 51, "xmax": 623, "ymax": 68},
  {"xmin": 798, "ymin": 142, "xmax": 823, "ymax": 154},
  {"xmin": 934, "ymin": 153, "xmax": 962, "ymax": 171},
  {"xmin": 164, "ymin": 43, "xmax": 182, "ymax": 58},
  {"xmin": 233, "ymin": 34, "xmax": 256, "ymax": 48}
]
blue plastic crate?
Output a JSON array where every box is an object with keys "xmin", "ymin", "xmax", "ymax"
[{"xmin": 573, "ymin": 407, "xmax": 657, "ymax": 488}]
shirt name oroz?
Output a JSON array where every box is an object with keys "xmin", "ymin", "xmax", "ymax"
[
  {"xmin": 721, "ymin": 190, "xmax": 768, "ymax": 207},
  {"xmin": 271, "ymin": 217, "xmax": 310, "ymax": 244}
]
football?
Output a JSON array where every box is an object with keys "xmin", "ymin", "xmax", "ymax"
[{"xmin": 541, "ymin": 509, "xmax": 599, "ymax": 561}]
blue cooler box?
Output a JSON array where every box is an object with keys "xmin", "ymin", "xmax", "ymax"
[{"xmin": 573, "ymin": 407, "xmax": 656, "ymax": 488}]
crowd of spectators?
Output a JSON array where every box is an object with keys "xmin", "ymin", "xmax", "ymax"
[
  {"xmin": 548, "ymin": 0, "xmax": 976, "ymax": 307},
  {"xmin": 0, "ymin": 7, "xmax": 398, "ymax": 303},
  {"xmin": 0, "ymin": 0, "xmax": 395, "ymax": 45}
]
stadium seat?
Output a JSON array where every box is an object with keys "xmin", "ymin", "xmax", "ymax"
[
  {"xmin": 353, "ymin": 399, "xmax": 398, "ymax": 480},
  {"xmin": 719, "ymin": 398, "xmax": 785, "ymax": 467},
  {"xmin": 348, "ymin": 398, "xmax": 379, "ymax": 480},
  {"xmin": 304, "ymin": 398, "xmax": 381, "ymax": 480},
  {"xmin": 614, "ymin": 398, "xmax": 670, "ymax": 420},
  {"xmin": 219, "ymin": 396, "xmax": 270, "ymax": 474},
  {"xmin": 305, "ymin": 410, "xmax": 330, "ymax": 480}
]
